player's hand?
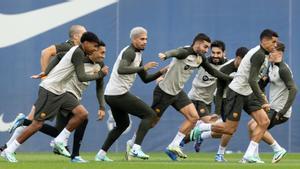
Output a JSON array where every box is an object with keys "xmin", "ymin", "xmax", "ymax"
[
  {"xmin": 158, "ymin": 53, "xmax": 167, "ymax": 60},
  {"xmin": 101, "ymin": 66, "xmax": 109, "ymax": 75},
  {"xmin": 93, "ymin": 67, "xmax": 101, "ymax": 73},
  {"xmin": 97, "ymin": 109, "xmax": 105, "ymax": 121},
  {"xmin": 159, "ymin": 65, "xmax": 169, "ymax": 74},
  {"xmin": 31, "ymin": 72, "xmax": 46, "ymax": 79},
  {"xmin": 143, "ymin": 62, "xmax": 158, "ymax": 71},
  {"xmin": 262, "ymin": 103, "xmax": 270, "ymax": 113},
  {"xmin": 156, "ymin": 76, "xmax": 164, "ymax": 84}
]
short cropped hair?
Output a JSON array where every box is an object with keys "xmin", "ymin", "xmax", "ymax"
[
  {"xmin": 69, "ymin": 25, "xmax": 86, "ymax": 38},
  {"xmin": 211, "ymin": 40, "xmax": 226, "ymax": 52},
  {"xmin": 80, "ymin": 32, "xmax": 105, "ymax": 46},
  {"xmin": 130, "ymin": 27, "xmax": 147, "ymax": 39},
  {"xmin": 191, "ymin": 33, "xmax": 211, "ymax": 46},
  {"xmin": 260, "ymin": 29, "xmax": 279, "ymax": 41},
  {"xmin": 235, "ymin": 47, "xmax": 249, "ymax": 58}
]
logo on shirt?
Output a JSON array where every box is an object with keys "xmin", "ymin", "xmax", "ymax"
[
  {"xmin": 202, "ymin": 75, "xmax": 215, "ymax": 81},
  {"xmin": 233, "ymin": 112, "xmax": 239, "ymax": 119}
]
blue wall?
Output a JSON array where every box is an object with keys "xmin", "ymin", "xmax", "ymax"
[{"xmin": 0, "ymin": 0, "xmax": 299, "ymax": 153}]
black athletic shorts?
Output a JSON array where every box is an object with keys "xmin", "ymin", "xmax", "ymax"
[
  {"xmin": 151, "ymin": 85, "xmax": 192, "ymax": 117},
  {"xmin": 191, "ymin": 100, "xmax": 211, "ymax": 118},
  {"xmin": 225, "ymin": 88, "xmax": 262, "ymax": 121},
  {"xmin": 267, "ymin": 109, "xmax": 289, "ymax": 129},
  {"xmin": 34, "ymin": 87, "xmax": 79, "ymax": 121}
]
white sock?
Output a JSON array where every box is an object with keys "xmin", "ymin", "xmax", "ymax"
[
  {"xmin": 270, "ymin": 141, "xmax": 283, "ymax": 152},
  {"xmin": 169, "ymin": 131, "xmax": 185, "ymax": 147},
  {"xmin": 54, "ymin": 128, "xmax": 71, "ymax": 146},
  {"xmin": 244, "ymin": 140, "xmax": 258, "ymax": 158},
  {"xmin": 6, "ymin": 126, "xmax": 26, "ymax": 146},
  {"xmin": 132, "ymin": 144, "xmax": 141, "ymax": 151},
  {"xmin": 199, "ymin": 123, "xmax": 211, "ymax": 131},
  {"xmin": 130, "ymin": 133, "xmax": 137, "ymax": 145},
  {"xmin": 201, "ymin": 131, "xmax": 212, "ymax": 139},
  {"xmin": 255, "ymin": 144, "xmax": 259, "ymax": 157},
  {"xmin": 217, "ymin": 145, "xmax": 226, "ymax": 155},
  {"xmin": 97, "ymin": 149, "xmax": 106, "ymax": 157},
  {"xmin": 5, "ymin": 140, "xmax": 20, "ymax": 153}
]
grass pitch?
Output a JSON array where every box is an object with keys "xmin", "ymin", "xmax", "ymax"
[{"xmin": 0, "ymin": 152, "xmax": 299, "ymax": 169}]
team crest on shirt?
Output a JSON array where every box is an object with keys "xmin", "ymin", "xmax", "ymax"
[
  {"xmin": 200, "ymin": 108, "xmax": 206, "ymax": 113},
  {"xmin": 233, "ymin": 112, "xmax": 238, "ymax": 119},
  {"xmin": 155, "ymin": 108, "xmax": 161, "ymax": 113},
  {"xmin": 40, "ymin": 112, "xmax": 47, "ymax": 118}
]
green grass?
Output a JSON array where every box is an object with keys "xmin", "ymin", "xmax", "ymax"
[{"xmin": 0, "ymin": 152, "xmax": 299, "ymax": 169}]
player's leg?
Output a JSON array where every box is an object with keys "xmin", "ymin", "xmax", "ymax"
[
  {"xmin": 215, "ymin": 134, "xmax": 232, "ymax": 162},
  {"xmin": 191, "ymin": 101, "xmax": 212, "ymax": 152},
  {"xmin": 95, "ymin": 95, "xmax": 130, "ymax": 162},
  {"xmin": 123, "ymin": 93, "xmax": 156, "ymax": 159},
  {"xmin": 53, "ymin": 93, "xmax": 86, "ymax": 157},
  {"xmin": 2, "ymin": 87, "xmax": 61, "ymax": 162},
  {"xmin": 71, "ymin": 118, "xmax": 88, "ymax": 162},
  {"xmin": 242, "ymin": 95, "xmax": 269, "ymax": 163},
  {"xmin": 264, "ymin": 109, "xmax": 288, "ymax": 163},
  {"xmin": 167, "ymin": 91, "xmax": 199, "ymax": 159}
]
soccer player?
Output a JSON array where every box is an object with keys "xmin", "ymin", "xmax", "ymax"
[
  {"xmin": 187, "ymin": 40, "xmax": 228, "ymax": 152},
  {"xmin": 190, "ymin": 29, "xmax": 279, "ymax": 163},
  {"xmin": 168, "ymin": 47, "xmax": 249, "ymax": 161},
  {"xmin": 1, "ymin": 32, "xmax": 104, "ymax": 163},
  {"xmin": 133, "ymin": 33, "xmax": 231, "ymax": 160},
  {"xmin": 247, "ymin": 42, "xmax": 297, "ymax": 163},
  {"xmin": 95, "ymin": 27, "xmax": 165, "ymax": 161},
  {"xmin": 213, "ymin": 47, "xmax": 249, "ymax": 162},
  {"xmin": 0, "ymin": 25, "xmax": 94, "ymax": 163},
  {"xmin": 40, "ymin": 25, "xmax": 87, "ymax": 71},
  {"xmin": 188, "ymin": 40, "xmax": 228, "ymax": 124}
]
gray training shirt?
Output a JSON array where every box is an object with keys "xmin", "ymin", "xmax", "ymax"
[
  {"xmin": 188, "ymin": 59, "xmax": 227, "ymax": 104},
  {"xmin": 268, "ymin": 62, "xmax": 297, "ymax": 118},
  {"xmin": 159, "ymin": 46, "xmax": 231, "ymax": 96},
  {"xmin": 229, "ymin": 45, "xmax": 269, "ymax": 103}
]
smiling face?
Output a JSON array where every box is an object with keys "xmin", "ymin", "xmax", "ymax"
[{"xmin": 211, "ymin": 47, "xmax": 225, "ymax": 64}]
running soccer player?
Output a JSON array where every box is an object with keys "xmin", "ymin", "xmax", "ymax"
[
  {"xmin": 127, "ymin": 33, "xmax": 231, "ymax": 160},
  {"xmin": 1, "ymin": 25, "xmax": 94, "ymax": 163},
  {"xmin": 1, "ymin": 32, "xmax": 104, "ymax": 163},
  {"xmin": 95, "ymin": 27, "xmax": 166, "ymax": 161},
  {"xmin": 247, "ymin": 41, "xmax": 297, "ymax": 163}
]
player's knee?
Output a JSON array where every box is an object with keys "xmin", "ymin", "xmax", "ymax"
[
  {"xmin": 80, "ymin": 110, "xmax": 88, "ymax": 120},
  {"xmin": 151, "ymin": 116, "xmax": 160, "ymax": 127},
  {"xmin": 148, "ymin": 111, "xmax": 157, "ymax": 120},
  {"xmin": 227, "ymin": 127, "xmax": 237, "ymax": 135},
  {"xmin": 257, "ymin": 118, "xmax": 270, "ymax": 129},
  {"xmin": 32, "ymin": 120, "xmax": 44, "ymax": 129},
  {"xmin": 189, "ymin": 113, "xmax": 199, "ymax": 124},
  {"xmin": 119, "ymin": 121, "xmax": 130, "ymax": 131},
  {"xmin": 261, "ymin": 118, "xmax": 270, "ymax": 129},
  {"xmin": 247, "ymin": 121, "xmax": 253, "ymax": 130}
]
